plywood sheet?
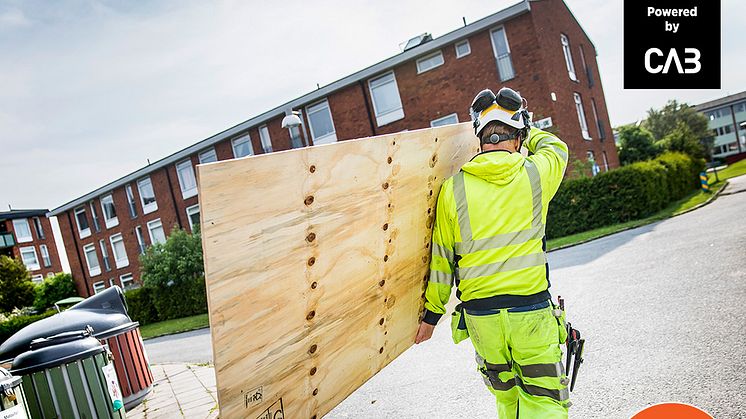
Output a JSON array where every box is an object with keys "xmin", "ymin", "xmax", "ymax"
[{"xmin": 198, "ymin": 123, "xmax": 478, "ymax": 419}]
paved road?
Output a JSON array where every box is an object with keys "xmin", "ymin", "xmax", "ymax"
[
  {"xmin": 147, "ymin": 176, "xmax": 746, "ymax": 418},
  {"xmin": 144, "ymin": 327, "xmax": 212, "ymax": 364}
]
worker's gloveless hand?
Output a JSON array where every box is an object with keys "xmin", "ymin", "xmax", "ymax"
[{"xmin": 414, "ymin": 322, "xmax": 435, "ymax": 344}]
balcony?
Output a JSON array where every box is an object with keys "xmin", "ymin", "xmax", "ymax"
[{"xmin": 0, "ymin": 233, "xmax": 15, "ymax": 249}]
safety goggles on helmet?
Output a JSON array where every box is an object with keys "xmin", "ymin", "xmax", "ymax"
[{"xmin": 470, "ymin": 87, "xmax": 531, "ymax": 140}]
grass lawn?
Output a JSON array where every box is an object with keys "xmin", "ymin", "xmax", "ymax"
[
  {"xmin": 139, "ymin": 313, "xmax": 209, "ymax": 340},
  {"xmin": 547, "ymin": 159, "xmax": 746, "ymax": 251}
]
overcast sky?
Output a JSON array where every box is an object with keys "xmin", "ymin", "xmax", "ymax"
[{"xmin": 2, "ymin": 0, "xmax": 745, "ymax": 211}]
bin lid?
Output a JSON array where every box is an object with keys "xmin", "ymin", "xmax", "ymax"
[
  {"xmin": 0, "ymin": 286, "xmax": 137, "ymax": 362},
  {"xmin": 0, "ymin": 367, "xmax": 21, "ymax": 391},
  {"xmin": 10, "ymin": 327, "xmax": 104, "ymax": 375}
]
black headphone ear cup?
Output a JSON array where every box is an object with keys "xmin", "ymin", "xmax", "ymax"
[{"xmin": 489, "ymin": 134, "xmax": 499, "ymax": 144}]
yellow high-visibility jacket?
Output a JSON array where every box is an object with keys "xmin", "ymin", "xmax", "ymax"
[{"xmin": 423, "ymin": 128, "xmax": 568, "ymax": 325}]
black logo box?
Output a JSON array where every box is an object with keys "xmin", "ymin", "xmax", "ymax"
[{"xmin": 624, "ymin": 0, "xmax": 721, "ymax": 89}]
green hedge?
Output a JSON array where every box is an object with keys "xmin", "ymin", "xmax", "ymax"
[
  {"xmin": 124, "ymin": 278, "xmax": 207, "ymax": 326},
  {"xmin": 547, "ymin": 152, "xmax": 703, "ymax": 239},
  {"xmin": 0, "ymin": 311, "xmax": 56, "ymax": 346}
]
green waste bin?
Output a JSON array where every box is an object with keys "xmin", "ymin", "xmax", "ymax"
[
  {"xmin": 0, "ymin": 367, "xmax": 30, "ymax": 418},
  {"xmin": 10, "ymin": 327, "xmax": 125, "ymax": 419}
]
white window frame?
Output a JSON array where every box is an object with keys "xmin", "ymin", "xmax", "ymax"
[
  {"xmin": 100, "ymin": 194, "xmax": 119, "ymax": 229},
  {"xmin": 490, "ymin": 26, "xmax": 515, "ymax": 81},
  {"xmin": 135, "ymin": 226, "xmax": 147, "ymax": 254},
  {"xmin": 74, "ymin": 207, "xmax": 91, "ymax": 239},
  {"xmin": 89, "ymin": 201, "xmax": 100, "ymax": 232},
  {"xmin": 574, "ymin": 93, "xmax": 591, "ymax": 140},
  {"xmin": 175, "ymin": 159, "xmax": 198, "ymax": 199},
  {"xmin": 186, "ymin": 204, "xmax": 200, "ymax": 231},
  {"xmin": 83, "ymin": 244, "xmax": 101, "ymax": 277},
  {"xmin": 258, "ymin": 125, "xmax": 273, "ymax": 153},
  {"xmin": 306, "ymin": 99, "xmax": 337, "ymax": 145},
  {"xmin": 137, "ymin": 177, "xmax": 158, "ymax": 214},
  {"xmin": 147, "ymin": 219, "xmax": 166, "ymax": 245},
  {"xmin": 31, "ymin": 274, "xmax": 44, "ymax": 284},
  {"xmin": 12, "ymin": 219, "xmax": 32, "ymax": 243},
  {"xmin": 455, "ymin": 40, "xmax": 471, "ymax": 58},
  {"xmin": 561, "ymin": 34, "xmax": 578, "ymax": 81},
  {"xmin": 40, "ymin": 244, "xmax": 52, "ymax": 268},
  {"xmin": 92, "ymin": 281, "xmax": 106, "ymax": 294},
  {"xmin": 120, "ymin": 273, "xmax": 135, "ymax": 290},
  {"xmin": 109, "ymin": 233, "xmax": 129, "ymax": 269},
  {"xmin": 416, "ymin": 50, "xmax": 445, "ymax": 74},
  {"xmin": 232, "ymin": 134, "xmax": 254, "ymax": 158},
  {"xmin": 198, "ymin": 148, "xmax": 218, "ymax": 164},
  {"xmin": 99, "ymin": 239, "xmax": 111, "ymax": 272},
  {"xmin": 368, "ymin": 71, "xmax": 405, "ymax": 127},
  {"xmin": 32, "ymin": 217, "xmax": 45, "ymax": 239},
  {"xmin": 125, "ymin": 184, "xmax": 137, "ymax": 218},
  {"xmin": 430, "ymin": 113, "xmax": 459, "ymax": 127},
  {"xmin": 20, "ymin": 246, "xmax": 40, "ymax": 271}
]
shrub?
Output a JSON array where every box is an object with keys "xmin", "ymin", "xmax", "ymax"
[
  {"xmin": 150, "ymin": 278, "xmax": 208, "ymax": 321},
  {"xmin": 547, "ymin": 152, "xmax": 703, "ymax": 238},
  {"xmin": 0, "ymin": 310, "xmax": 56, "ymax": 346},
  {"xmin": 0, "ymin": 256, "xmax": 36, "ymax": 313},
  {"xmin": 33, "ymin": 273, "xmax": 78, "ymax": 311},
  {"xmin": 123, "ymin": 287, "xmax": 159, "ymax": 325},
  {"xmin": 617, "ymin": 125, "xmax": 659, "ymax": 165}
]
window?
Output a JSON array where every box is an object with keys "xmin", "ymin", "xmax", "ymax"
[
  {"xmin": 93, "ymin": 281, "xmax": 106, "ymax": 294},
  {"xmin": 430, "ymin": 113, "xmax": 459, "ymax": 127},
  {"xmin": 109, "ymin": 278, "xmax": 117, "ymax": 287},
  {"xmin": 560, "ymin": 34, "xmax": 577, "ymax": 81},
  {"xmin": 125, "ymin": 185, "xmax": 138, "ymax": 218},
  {"xmin": 490, "ymin": 27, "xmax": 514, "ymax": 81},
  {"xmin": 255, "ymin": 125, "xmax": 273, "ymax": 153},
  {"xmin": 602, "ymin": 151, "xmax": 609, "ymax": 172},
  {"xmin": 137, "ymin": 177, "xmax": 158, "ymax": 214},
  {"xmin": 186, "ymin": 204, "xmax": 200, "ymax": 231},
  {"xmin": 40, "ymin": 244, "xmax": 52, "ymax": 268},
  {"xmin": 74, "ymin": 207, "xmax": 91, "ymax": 239},
  {"xmin": 591, "ymin": 98, "xmax": 605, "ymax": 140},
  {"xmin": 99, "ymin": 240, "xmax": 111, "ymax": 271},
  {"xmin": 31, "ymin": 274, "xmax": 44, "ymax": 284},
  {"xmin": 89, "ymin": 202, "xmax": 101, "ymax": 232},
  {"xmin": 109, "ymin": 234, "xmax": 129, "ymax": 269},
  {"xmin": 176, "ymin": 159, "xmax": 198, "ymax": 199},
  {"xmin": 12, "ymin": 219, "xmax": 32, "ymax": 243},
  {"xmin": 199, "ymin": 148, "xmax": 218, "ymax": 164},
  {"xmin": 147, "ymin": 219, "xmax": 166, "ymax": 245},
  {"xmin": 587, "ymin": 151, "xmax": 600, "ymax": 176},
  {"xmin": 574, "ymin": 93, "xmax": 591, "ymax": 140},
  {"xmin": 368, "ymin": 72, "xmax": 405, "ymax": 127},
  {"xmin": 32, "ymin": 217, "xmax": 45, "ymax": 239},
  {"xmin": 232, "ymin": 135, "xmax": 254, "ymax": 158},
  {"xmin": 83, "ymin": 244, "xmax": 101, "ymax": 276},
  {"xmin": 20, "ymin": 246, "xmax": 40, "ymax": 271},
  {"xmin": 735, "ymin": 103, "xmax": 746, "ymax": 113},
  {"xmin": 120, "ymin": 273, "xmax": 136, "ymax": 290},
  {"xmin": 455, "ymin": 40, "xmax": 471, "ymax": 58},
  {"xmin": 416, "ymin": 51, "xmax": 444, "ymax": 74},
  {"xmin": 579, "ymin": 44, "xmax": 593, "ymax": 87},
  {"xmin": 306, "ymin": 100, "xmax": 337, "ymax": 145},
  {"xmin": 135, "ymin": 226, "xmax": 147, "ymax": 254},
  {"xmin": 100, "ymin": 194, "xmax": 118, "ymax": 228}
]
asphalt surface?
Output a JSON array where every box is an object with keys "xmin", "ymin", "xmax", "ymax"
[
  {"xmin": 146, "ymin": 175, "xmax": 746, "ymax": 418},
  {"xmin": 144, "ymin": 327, "xmax": 213, "ymax": 364}
]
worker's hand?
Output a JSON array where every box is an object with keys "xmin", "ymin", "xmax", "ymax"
[{"xmin": 414, "ymin": 322, "xmax": 435, "ymax": 344}]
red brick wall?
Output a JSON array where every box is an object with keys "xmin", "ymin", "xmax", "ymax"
[{"xmin": 4, "ymin": 215, "xmax": 62, "ymax": 279}]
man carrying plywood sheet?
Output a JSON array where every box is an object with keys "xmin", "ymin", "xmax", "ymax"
[{"xmin": 415, "ymin": 87, "xmax": 570, "ymax": 418}]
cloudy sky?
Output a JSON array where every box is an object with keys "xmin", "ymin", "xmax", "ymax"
[{"xmin": 2, "ymin": 0, "xmax": 745, "ymax": 211}]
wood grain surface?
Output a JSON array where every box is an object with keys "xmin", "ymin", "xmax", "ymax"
[{"xmin": 197, "ymin": 123, "xmax": 478, "ymax": 419}]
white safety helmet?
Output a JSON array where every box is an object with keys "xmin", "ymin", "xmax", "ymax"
[{"xmin": 470, "ymin": 87, "xmax": 531, "ymax": 144}]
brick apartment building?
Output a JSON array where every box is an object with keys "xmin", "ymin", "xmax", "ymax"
[
  {"xmin": 0, "ymin": 210, "xmax": 63, "ymax": 283},
  {"xmin": 50, "ymin": 0, "xmax": 619, "ymax": 296}
]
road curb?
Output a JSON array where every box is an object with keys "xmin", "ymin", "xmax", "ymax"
[{"xmin": 549, "ymin": 181, "xmax": 730, "ymax": 253}]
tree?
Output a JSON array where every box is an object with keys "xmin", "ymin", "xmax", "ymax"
[
  {"xmin": 657, "ymin": 122, "xmax": 710, "ymax": 160},
  {"xmin": 618, "ymin": 125, "xmax": 659, "ymax": 165},
  {"xmin": 139, "ymin": 227, "xmax": 204, "ymax": 288},
  {"xmin": 33, "ymin": 273, "xmax": 78, "ymax": 311},
  {"xmin": 643, "ymin": 100, "xmax": 713, "ymax": 159},
  {"xmin": 0, "ymin": 256, "xmax": 36, "ymax": 313}
]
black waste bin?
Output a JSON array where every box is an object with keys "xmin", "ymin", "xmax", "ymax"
[
  {"xmin": 0, "ymin": 367, "xmax": 30, "ymax": 418},
  {"xmin": 11, "ymin": 327, "xmax": 125, "ymax": 419}
]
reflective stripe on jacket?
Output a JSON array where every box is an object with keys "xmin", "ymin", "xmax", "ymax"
[{"xmin": 423, "ymin": 128, "xmax": 568, "ymax": 325}]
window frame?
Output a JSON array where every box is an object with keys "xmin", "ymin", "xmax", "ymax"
[
  {"xmin": 574, "ymin": 93, "xmax": 592, "ymax": 140},
  {"xmin": 109, "ymin": 233, "xmax": 129, "ymax": 269},
  {"xmin": 40, "ymin": 244, "xmax": 52, "ymax": 268},
  {"xmin": 368, "ymin": 71, "xmax": 405, "ymax": 127},
  {"xmin": 125, "ymin": 184, "xmax": 138, "ymax": 218},
  {"xmin": 99, "ymin": 239, "xmax": 111, "ymax": 272},
  {"xmin": 258, "ymin": 125, "xmax": 273, "ymax": 153},
  {"xmin": 490, "ymin": 26, "xmax": 515, "ymax": 81},
  {"xmin": 430, "ymin": 113, "xmax": 459, "ymax": 127},
  {"xmin": 12, "ymin": 219, "xmax": 33, "ymax": 243},
  {"xmin": 305, "ymin": 99, "xmax": 337, "ymax": 145},
  {"xmin": 100, "ymin": 194, "xmax": 119, "ymax": 229},
  {"xmin": 137, "ymin": 177, "xmax": 158, "ymax": 214},
  {"xmin": 31, "ymin": 274, "xmax": 44, "ymax": 284},
  {"xmin": 135, "ymin": 226, "xmax": 147, "ymax": 254},
  {"xmin": 83, "ymin": 243, "xmax": 101, "ymax": 277},
  {"xmin": 89, "ymin": 201, "xmax": 101, "ymax": 232},
  {"xmin": 186, "ymin": 204, "xmax": 200, "ymax": 232},
  {"xmin": 32, "ymin": 217, "xmax": 45, "ymax": 240},
  {"xmin": 175, "ymin": 159, "xmax": 198, "ymax": 199},
  {"xmin": 92, "ymin": 281, "xmax": 106, "ymax": 294},
  {"xmin": 20, "ymin": 246, "xmax": 40, "ymax": 271},
  {"xmin": 147, "ymin": 219, "xmax": 166, "ymax": 245},
  {"xmin": 455, "ymin": 40, "xmax": 471, "ymax": 58},
  {"xmin": 120, "ymin": 273, "xmax": 135, "ymax": 290},
  {"xmin": 232, "ymin": 134, "xmax": 254, "ymax": 158},
  {"xmin": 416, "ymin": 50, "xmax": 445, "ymax": 74},
  {"xmin": 198, "ymin": 148, "xmax": 218, "ymax": 164},
  {"xmin": 74, "ymin": 207, "xmax": 91, "ymax": 239},
  {"xmin": 561, "ymin": 33, "xmax": 578, "ymax": 81}
]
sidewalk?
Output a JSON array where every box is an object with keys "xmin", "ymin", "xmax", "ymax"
[{"xmin": 128, "ymin": 363, "xmax": 219, "ymax": 419}]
